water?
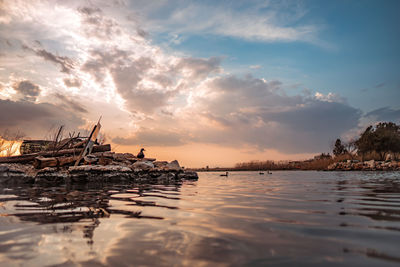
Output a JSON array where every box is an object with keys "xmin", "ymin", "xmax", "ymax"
[{"xmin": 0, "ymin": 171, "xmax": 400, "ymax": 266}]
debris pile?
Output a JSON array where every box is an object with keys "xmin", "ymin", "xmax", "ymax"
[{"xmin": 0, "ymin": 122, "xmax": 198, "ymax": 184}]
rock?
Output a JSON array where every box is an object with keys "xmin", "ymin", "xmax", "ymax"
[
  {"xmin": 68, "ymin": 165, "xmax": 133, "ymax": 182},
  {"xmin": 35, "ymin": 167, "xmax": 69, "ymax": 183},
  {"xmin": 0, "ymin": 163, "xmax": 33, "ymax": 177},
  {"xmin": 98, "ymin": 156, "xmax": 113, "ymax": 165},
  {"xmin": 154, "ymin": 161, "xmax": 168, "ymax": 168},
  {"xmin": 157, "ymin": 172, "xmax": 177, "ymax": 181},
  {"xmin": 365, "ymin": 160, "xmax": 375, "ymax": 169},
  {"xmin": 0, "ymin": 164, "xmax": 30, "ymax": 184},
  {"xmin": 69, "ymin": 165, "xmax": 132, "ymax": 173},
  {"xmin": 0, "ymin": 157, "xmax": 198, "ymax": 184},
  {"xmin": 132, "ymin": 161, "xmax": 154, "ymax": 171},
  {"xmin": 165, "ymin": 160, "xmax": 181, "ymax": 171},
  {"xmin": 178, "ymin": 171, "xmax": 198, "ymax": 180}
]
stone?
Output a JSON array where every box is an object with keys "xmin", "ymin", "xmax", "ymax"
[
  {"xmin": 153, "ymin": 161, "xmax": 168, "ymax": 168},
  {"xmin": 365, "ymin": 160, "xmax": 375, "ymax": 169},
  {"xmin": 177, "ymin": 171, "xmax": 198, "ymax": 180},
  {"xmin": 131, "ymin": 161, "xmax": 154, "ymax": 171},
  {"xmin": 98, "ymin": 156, "xmax": 113, "ymax": 165},
  {"xmin": 69, "ymin": 165, "xmax": 132, "ymax": 173},
  {"xmin": 165, "ymin": 160, "xmax": 181, "ymax": 171},
  {"xmin": 35, "ymin": 167, "xmax": 69, "ymax": 183},
  {"xmin": 68, "ymin": 165, "xmax": 133, "ymax": 183}
]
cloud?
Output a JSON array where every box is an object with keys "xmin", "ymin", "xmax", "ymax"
[
  {"xmin": 365, "ymin": 107, "xmax": 400, "ymax": 123},
  {"xmin": 113, "ymin": 128, "xmax": 185, "ymax": 147},
  {"xmin": 12, "ymin": 80, "xmax": 40, "ymax": 101},
  {"xmin": 183, "ymin": 75, "xmax": 361, "ymax": 153},
  {"xmin": 22, "ymin": 44, "xmax": 74, "ymax": 73},
  {"xmin": 0, "ymin": 0, "xmax": 376, "ymax": 158},
  {"xmin": 63, "ymin": 78, "xmax": 81, "ymax": 88},
  {"xmin": 0, "ymin": 99, "xmax": 85, "ymax": 138},
  {"xmin": 113, "ymin": 74, "xmax": 361, "ymax": 154},
  {"xmin": 54, "ymin": 93, "xmax": 88, "ymax": 114},
  {"xmin": 81, "ymin": 48, "xmax": 129, "ymax": 83},
  {"xmin": 176, "ymin": 57, "xmax": 222, "ymax": 80},
  {"xmin": 109, "ymin": 57, "xmax": 178, "ymax": 114},
  {"xmin": 250, "ymin": 65, "xmax": 262, "ymax": 69},
  {"xmin": 342, "ymin": 107, "xmax": 400, "ymax": 142},
  {"xmin": 314, "ymin": 92, "xmax": 346, "ymax": 103},
  {"xmin": 78, "ymin": 5, "xmax": 123, "ymax": 40},
  {"xmin": 132, "ymin": 1, "xmax": 320, "ymax": 44},
  {"xmin": 374, "ymin": 82, "xmax": 385, "ymax": 89}
]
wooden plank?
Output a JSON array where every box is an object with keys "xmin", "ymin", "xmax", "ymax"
[{"xmin": 33, "ymin": 156, "xmax": 78, "ymax": 169}]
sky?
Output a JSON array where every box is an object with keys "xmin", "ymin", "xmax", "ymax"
[{"xmin": 0, "ymin": 0, "xmax": 399, "ymax": 167}]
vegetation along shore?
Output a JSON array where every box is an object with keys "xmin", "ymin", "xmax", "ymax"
[{"xmin": 192, "ymin": 122, "xmax": 400, "ymax": 172}]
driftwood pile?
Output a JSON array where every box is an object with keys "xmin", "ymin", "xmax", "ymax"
[{"xmin": 0, "ymin": 125, "xmax": 198, "ymax": 184}]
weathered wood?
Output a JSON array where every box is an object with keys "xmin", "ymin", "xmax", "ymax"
[
  {"xmin": 20, "ymin": 140, "xmax": 54, "ymax": 154},
  {"xmin": 74, "ymin": 119, "xmax": 101, "ymax": 166},
  {"xmin": 20, "ymin": 138, "xmax": 85, "ymax": 154},
  {"xmin": 33, "ymin": 156, "xmax": 79, "ymax": 169},
  {"xmin": 0, "ymin": 144, "xmax": 111, "ymax": 164}
]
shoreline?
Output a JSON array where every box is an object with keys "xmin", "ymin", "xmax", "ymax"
[{"xmin": 189, "ymin": 160, "xmax": 400, "ymax": 172}]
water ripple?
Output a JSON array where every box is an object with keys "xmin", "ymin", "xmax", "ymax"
[{"xmin": 0, "ymin": 171, "xmax": 400, "ymax": 266}]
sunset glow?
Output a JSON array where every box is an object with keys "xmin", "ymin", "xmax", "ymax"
[
  {"xmin": 0, "ymin": 0, "xmax": 399, "ymax": 167},
  {"xmin": 0, "ymin": 138, "xmax": 22, "ymax": 157}
]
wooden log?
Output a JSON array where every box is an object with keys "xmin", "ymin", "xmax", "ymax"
[
  {"xmin": 33, "ymin": 156, "xmax": 79, "ymax": 169},
  {"xmin": 0, "ymin": 144, "xmax": 111, "ymax": 164},
  {"xmin": 20, "ymin": 140, "xmax": 54, "ymax": 154}
]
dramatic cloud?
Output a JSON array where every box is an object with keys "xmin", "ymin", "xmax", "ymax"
[
  {"xmin": 0, "ymin": 0, "xmax": 394, "ymax": 165},
  {"xmin": 365, "ymin": 107, "xmax": 400, "ymax": 123},
  {"xmin": 0, "ymin": 99, "xmax": 85, "ymax": 138},
  {"xmin": 114, "ymin": 128, "xmax": 185, "ymax": 147},
  {"xmin": 54, "ymin": 93, "xmax": 88, "ymax": 114},
  {"xmin": 22, "ymin": 45, "xmax": 74, "ymax": 74},
  {"xmin": 12, "ymin": 80, "xmax": 40, "ymax": 101},
  {"xmin": 115, "ymin": 74, "xmax": 362, "ymax": 153}
]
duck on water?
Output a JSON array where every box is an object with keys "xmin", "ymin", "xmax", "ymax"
[{"xmin": 220, "ymin": 172, "xmax": 229, "ymax": 176}]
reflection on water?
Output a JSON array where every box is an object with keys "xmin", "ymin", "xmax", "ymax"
[{"xmin": 0, "ymin": 171, "xmax": 400, "ymax": 266}]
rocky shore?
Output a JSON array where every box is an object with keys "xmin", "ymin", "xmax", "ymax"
[
  {"xmin": 0, "ymin": 151, "xmax": 198, "ymax": 185},
  {"xmin": 327, "ymin": 160, "xmax": 400, "ymax": 171}
]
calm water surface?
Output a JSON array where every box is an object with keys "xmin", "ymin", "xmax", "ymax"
[{"xmin": 1, "ymin": 171, "xmax": 400, "ymax": 266}]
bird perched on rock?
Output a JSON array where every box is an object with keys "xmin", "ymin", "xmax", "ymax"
[{"xmin": 137, "ymin": 148, "xmax": 145, "ymax": 159}]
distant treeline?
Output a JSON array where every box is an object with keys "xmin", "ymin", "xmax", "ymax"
[
  {"xmin": 234, "ymin": 156, "xmax": 334, "ymax": 171},
  {"xmin": 231, "ymin": 121, "xmax": 400, "ymax": 171}
]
